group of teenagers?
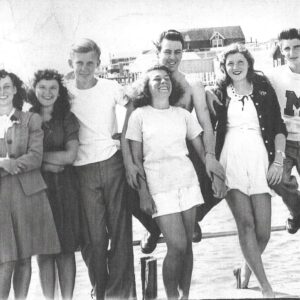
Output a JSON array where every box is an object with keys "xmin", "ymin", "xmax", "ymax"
[{"xmin": 0, "ymin": 26, "xmax": 300, "ymax": 300}]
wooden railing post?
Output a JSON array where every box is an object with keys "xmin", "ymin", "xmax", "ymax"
[{"xmin": 141, "ymin": 256, "xmax": 157, "ymax": 300}]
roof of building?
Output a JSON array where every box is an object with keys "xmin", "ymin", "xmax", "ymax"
[{"xmin": 181, "ymin": 26, "xmax": 245, "ymax": 41}]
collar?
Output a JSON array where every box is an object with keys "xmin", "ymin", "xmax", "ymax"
[{"xmin": 0, "ymin": 108, "xmax": 15, "ymax": 119}]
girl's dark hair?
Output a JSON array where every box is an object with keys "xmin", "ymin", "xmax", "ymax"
[
  {"xmin": 126, "ymin": 64, "xmax": 184, "ymax": 108},
  {"xmin": 28, "ymin": 69, "xmax": 70, "ymax": 119},
  {"xmin": 0, "ymin": 69, "xmax": 26, "ymax": 110},
  {"xmin": 217, "ymin": 43, "xmax": 266, "ymax": 90}
]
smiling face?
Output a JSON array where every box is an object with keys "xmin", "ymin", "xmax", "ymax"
[
  {"xmin": 0, "ymin": 76, "xmax": 16, "ymax": 110},
  {"xmin": 35, "ymin": 79, "xmax": 59, "ymax": 108},
  {"xmin": 225, "ymin": 53, "xmax": 249, "ymax": 83},
  {"xmin": 69, "ymin": 51, "xmax": 100, "ymax": 88},
  {"xmin": 148, "ymin": 69, "xmax": 172, "ymax": 100},
  {"xmin": 157, "ymin": 39, "xmax": 183, "ymax": 72},
  {"xmin": 280, "ymin": 38, "xmax": 300, "ymax": 69}
]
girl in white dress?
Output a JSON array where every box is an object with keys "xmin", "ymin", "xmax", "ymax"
[{"xmin": 213, "ymin": 43, "xmax": 287, "ymax": 298}]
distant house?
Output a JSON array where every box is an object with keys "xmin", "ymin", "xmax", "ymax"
[
  {"xmin": 272, "ymin": 43, "xmax": 285, "ymax": 67},
  {"xmin": 181, "ymin": 26, "xmax": 245, "ymax": 51}
]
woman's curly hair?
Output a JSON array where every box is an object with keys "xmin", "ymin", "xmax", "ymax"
[
  {"xmin": 0, "ymin": 69, "xmax": 27, "ymax": 110},
  {"xmin": 217, "ymin": 43, "xmax": 269, "ymax": 90},
  {"xmin": 28, "ymin": 69, "xmax": 71, "ymax": 119},
  {"xmin": 125, "ymin": 65, "xmax": 184, "ymax": 108}
]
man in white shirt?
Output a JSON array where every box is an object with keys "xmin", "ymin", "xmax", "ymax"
[
  {"xmin": 67, "ymin": 38, "xmax": 135, "ymax": 299},
  {"xmin": 267, "ymin": 28, "xmax": 300, "ymax": 234}
]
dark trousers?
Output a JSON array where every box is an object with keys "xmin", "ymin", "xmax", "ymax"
[
  {"xmin": 76, "ymin": 151, "xmax": 136, "ymax": 300},
  {"xmin": 130, "ymin": 141, "xmax": 221, "ymax": 237},
  {"xmin": 273, "ymin": 140, "xmax": 300, "ymax": 218}
]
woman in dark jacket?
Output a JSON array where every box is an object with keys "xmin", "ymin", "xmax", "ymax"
[
  {"xmin": 0, "ymin": 69, "xmax": 60, "ymax": 300},
  {"xmin": 213, "ymin": 43, "xmax": 287, "ymax": 298}
]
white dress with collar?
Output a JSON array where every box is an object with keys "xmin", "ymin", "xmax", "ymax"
[{"xmin": 219, "ymin": 85, "xmax": 272, "ymax": 196}]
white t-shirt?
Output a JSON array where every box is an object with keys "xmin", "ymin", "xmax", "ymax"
[
  {"xmin": 126, "ymin": 105, "xmax": 202, "ymax": 195},
  {"xmin": 68, "ymin": 78, "xmax": 127, "ymax": 166},
  {"xmin": 268, "ymin": 65, "xmax": 300, "ymax": 141}
]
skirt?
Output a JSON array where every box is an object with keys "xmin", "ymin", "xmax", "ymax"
[
  {"xmin": 42, "ymin": 165, "xmax": 82, "ymax": 253},
  {"xmin": 220, "ymin": 128, "xmax": 272, "ymax": 196},
  {"xmin": 0, "ymin": 174, "xmax": 61, "ymax": 264}
]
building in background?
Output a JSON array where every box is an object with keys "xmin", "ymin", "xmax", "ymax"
[
  {"xmin": 181, "ymin": 26, "xmax": 245, "ymax": 51},
  {"xmin": 107, "ymin": 56, "xmax": 136, "ymax": 75}
]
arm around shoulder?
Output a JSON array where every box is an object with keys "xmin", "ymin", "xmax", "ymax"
[{"xmin": 205, "ymin": 84, "xmax": 223, "ymax": 115}]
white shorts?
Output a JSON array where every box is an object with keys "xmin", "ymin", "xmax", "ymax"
[
  {"xmin": 152, "ymin": 185, "xmax": 203, "ymax": 218},
  {"xmin": 220, "ymin": 128, "xmax": 272, "ymax": 196}
]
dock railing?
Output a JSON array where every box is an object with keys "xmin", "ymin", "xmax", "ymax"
[
  {"xmin": 139, "ymin": 225, "xmax": 286, "ymax": 300},
  {"xmin": 134, "ymin": 225, "xmax": 286, "ymax": 246}
]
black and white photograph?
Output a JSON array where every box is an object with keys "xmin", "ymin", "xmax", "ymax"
[{"xmin": 0, "ymin": 0, "xmax": 300, "ymax": 299}]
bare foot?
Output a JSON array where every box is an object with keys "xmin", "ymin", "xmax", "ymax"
[
  {"xmin": 262, "ymin": 286, "xmax": 275, "ymax": 298},
  {"xmin": 262, "ymin": 290, "xmax": 275, "ymax": 298},
  {"xmin": 241, "ymin": 264, "xmax": 251, "ymax": 289}
]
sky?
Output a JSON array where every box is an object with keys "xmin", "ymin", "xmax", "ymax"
[{"xmin": 0, "ymin": 0, "xmax": 300, "ymax": 81}]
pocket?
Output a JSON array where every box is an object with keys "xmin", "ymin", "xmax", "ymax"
[{"xmin": 17, "ymin": 170, "xmax": 47, "ymax": 196}]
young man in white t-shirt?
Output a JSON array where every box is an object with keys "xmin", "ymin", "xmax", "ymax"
[
  {"xmin": 268, "ymin": 28, "xmax": 300, "ymax": 234},
  {"xmin": 67, "ymin": 38, "xmax": 135, "ymax": 299}
]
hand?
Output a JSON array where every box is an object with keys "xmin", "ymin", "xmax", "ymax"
[
  {"xmin": 0, "ymin": 159, "xmax": 24, "ymax": 175},
  {"xmin": 140, "ymin": 191, "xmax": 157, "ymax": 216},
  {"xmin": 205, "ymin": 155, "xmax": 225, "ymax": 181},
  {"xmin": 125, "ymin": 162, "xmax": 146, "ymax": 189},
  {"xmin": 212, "ymin": 174, "xmax": 227, "ymax": 199},
  {"xmin": 267, "ymin": 163, "xmax": 283, "ymax": 186},
  {"xmin": 205, "ymin": 86, "xmax": 223, "ymax": 116},
  {"xmin": 42, "ymin": 163, "xmax": 65, "ymax": 173}
]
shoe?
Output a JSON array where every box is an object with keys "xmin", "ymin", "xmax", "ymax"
[
  {"xmin": 233, "ymin": 268, "xmax": 241, "ymax": 289},
  {"xmin": 140, "ymin": 232, "xmax": 160, "ymax": 254},
  {"xmin": 286, "ymin": 216, "xmax": 300, "ymax": 234},
  {"xmin": 192, "ymin": 223, "xmax": 202, "ymax": 243}
]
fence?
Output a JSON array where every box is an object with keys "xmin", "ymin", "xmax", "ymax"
[{"xmin": 106, "ymin": 71, "xmax": 216, "ymax": 86}]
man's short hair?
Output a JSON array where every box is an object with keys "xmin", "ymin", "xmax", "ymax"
[
  {"xmin": 278, "ymin": 28, "xmax": 300, "ymax": 41},
  {"xmin": 154, "ymin": 29, "xmax": 184, "ymax": 52},
  {"xmin": 70, "ymin": 38, "xmax": 101, "ymax": 60}
]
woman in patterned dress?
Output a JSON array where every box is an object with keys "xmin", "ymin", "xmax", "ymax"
[{"xmin": 28, "ymin": 69, "xmax": 81, "ymax": 300}]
